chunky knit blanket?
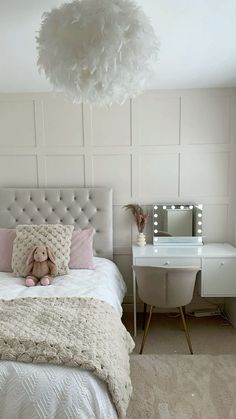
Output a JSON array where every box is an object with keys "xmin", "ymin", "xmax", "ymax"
[{"xmin": 0, "ymin": 297, "xmax": 134, "ymax": 419}]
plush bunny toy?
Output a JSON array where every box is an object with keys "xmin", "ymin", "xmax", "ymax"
[{"xmin": 24, "ymin": 245, "xmax": 58, "ymax": 287}]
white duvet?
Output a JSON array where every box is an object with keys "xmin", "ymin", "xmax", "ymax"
[{"xmin": 0, "ymin": 258, "xmax": 127, "ymax": 419}]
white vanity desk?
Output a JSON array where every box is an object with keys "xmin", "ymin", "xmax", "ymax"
[{"xmin": 132, "ymin": 243, "xmax": 236, "ymax": 336}]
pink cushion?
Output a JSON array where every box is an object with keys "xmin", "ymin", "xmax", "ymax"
[
  {"xmin": 69, "ymin": 228, "xmax": 95, "ymax": 269},
  {"xmin": 0, "ymin": 228, "xmax": 16, "ymax": 272}
]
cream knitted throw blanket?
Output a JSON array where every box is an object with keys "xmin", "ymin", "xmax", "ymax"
[{"xmin": 0, "ymin": 297, "xmax": 134, "ymax": 419}]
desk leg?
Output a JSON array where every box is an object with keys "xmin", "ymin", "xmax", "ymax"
[{"xmin": 133, "ymin": 270, "xmax": 137, "ymax": 337}]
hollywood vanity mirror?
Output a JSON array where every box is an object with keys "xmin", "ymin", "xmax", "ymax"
[{"xmin": 153, "ymin": 204, "xmax": 203, "ymax": 245}]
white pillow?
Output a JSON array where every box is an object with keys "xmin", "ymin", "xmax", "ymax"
[{"xmin": 12, "ymin": 224, "xmax": 74, "ymax": 277}]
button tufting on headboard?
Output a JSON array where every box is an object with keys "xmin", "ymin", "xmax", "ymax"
[{"xmin": 0, "ymin": 188, "xmax": 113, "ymax": 260}]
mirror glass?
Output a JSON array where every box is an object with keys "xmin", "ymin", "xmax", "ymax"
[{"xmin": 153, "ymin": 204, "xmax": 203, "ymax": 245}]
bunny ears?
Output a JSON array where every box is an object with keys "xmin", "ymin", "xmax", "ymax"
[{"xmin": 26, "ymin": 245, "xmax": 56, "ymax": 266}]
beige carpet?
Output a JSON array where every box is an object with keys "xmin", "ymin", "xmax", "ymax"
[{"xmin": 127, "ymin": 354, "xmax": 236, "ymax": 419}]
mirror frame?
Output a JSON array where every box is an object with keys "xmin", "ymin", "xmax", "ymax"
[{"xmin": 153, "ymin": 203, "xmax": 203, "ymax": 246}]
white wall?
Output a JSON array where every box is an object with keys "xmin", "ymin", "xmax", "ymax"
[
  {"xmin": 0, "ymin": 88, "xmax": 235, "ymax": 306},
  {"xmin": 223, "ymin": 91, "xmax": 236, "ymax": 324}
]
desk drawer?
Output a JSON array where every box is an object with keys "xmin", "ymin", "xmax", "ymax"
[
  {"xmin": 202, "ymin": 258, "xmax": 236, "ymax": 296},
  {"xmin": 135, "ymin": 257, "xmax": 201, "ymax": 268}
]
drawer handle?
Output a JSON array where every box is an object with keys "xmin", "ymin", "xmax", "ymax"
[
  {"xmin": 220, "ymin": 262, "xmax": 225, "ymax": 266},
  {"xmin": 164, "ymin": 261, "xmax": 170, "ymax": 265}
]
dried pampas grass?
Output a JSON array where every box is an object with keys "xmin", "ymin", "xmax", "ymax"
[{"xmin": 124, "ymin": 204, "xmax": 149, "ymax": 233}]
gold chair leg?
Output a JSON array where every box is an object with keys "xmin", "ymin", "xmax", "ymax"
[
  {"xmin": 142, "ymin": 303, "xmax": 147, "ymax": 330},
  {"xmin": 179, "ymin": 306, "xmax": 193, "ymax": 355},
  {"xmin": 140, "ymin": 305, "xmax": 153, "ymax": 354}
]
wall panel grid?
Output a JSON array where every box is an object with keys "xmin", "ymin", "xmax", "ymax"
[{"xmin": 0, "ymin": 88, "xmax": 235, "ymax": 300}]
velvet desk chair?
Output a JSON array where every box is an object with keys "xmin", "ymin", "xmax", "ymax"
[{"xmin": 133, "ymin": 266, "xmax": 199, "ymax": 355}]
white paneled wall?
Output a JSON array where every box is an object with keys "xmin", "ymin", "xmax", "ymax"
[
  {"xmin": 90, "ymin": 102, "xmax": 131, "ymax": 146},
  {"xmin": 133, "ymin": 94, "xmax": 180, "ymax": 145},
  {"xmin": 180, "ymin": 151, "xmax": 229, "ymax": 197},
  {"xmin": 44, "ymin": 155, "xmax": 85, "ymax": 187},
  {"xmin": 42, "ymin": 99, "xmax": 84, "ymax": 147},
  {"xmin": 0, "ymin": 89, "xmax": 235, "ymax": 305},
  {"xmin": 181, "ymin": 95, "xmax": 230, "ymax": 144},
  {"xmin": 0, "ymin": 100, "xmax": 36, "ymax": 147},
  {"xmin": 139, "ymin": 152, "xmax": 179, "ymax": 199},
  {"xmin": 92, "ymin": 154, "xmax": 132, "ymax": 204}
]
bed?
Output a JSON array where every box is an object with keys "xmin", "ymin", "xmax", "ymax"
[{"xmin": 0, "ymin": 188, "xmax": 133, "ymax": 419}]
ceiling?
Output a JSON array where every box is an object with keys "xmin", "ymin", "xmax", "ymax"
[{"xmin": 1, "ymin": 0, "xmax": 236, "ymax": 92}]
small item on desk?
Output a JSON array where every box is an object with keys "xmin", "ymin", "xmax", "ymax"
[
  {"xmin": 123, "ymin": 203, "xmax": 148, "ymax": 246},
  {"xmin": 136, "ymin": 232, "xmax": 146, "ymax": 246},
  {"xmin": 24, "ymin": 245, "xmax": 58, "ymax": 287}
]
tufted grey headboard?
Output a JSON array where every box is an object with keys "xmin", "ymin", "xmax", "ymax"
[{"xmin": 0, "ymin": 188, "xmax": 113, "ymax": 260}]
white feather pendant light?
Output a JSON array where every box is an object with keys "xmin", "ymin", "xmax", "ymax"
[{"xmin": 36, "ymin": 0, "xmax": 159, "ymax": 106}]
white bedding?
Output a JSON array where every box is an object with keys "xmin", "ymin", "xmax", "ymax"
[{"xmin": 0, "ymin": 257, "xmax": 127, "ymax": 419}]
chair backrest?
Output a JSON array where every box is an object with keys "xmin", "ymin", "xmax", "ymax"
[{"xmin": 133, "ymin": 266, "xmax": 199, "ymax": 308}]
